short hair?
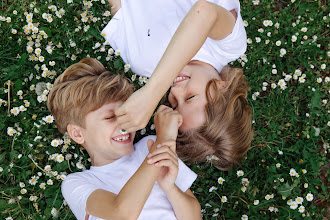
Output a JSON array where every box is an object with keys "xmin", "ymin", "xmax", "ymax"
[
  {"xmin": 176, "ymin": 66, "xmax": 254, "ymax": 170},
  {"xmin": 47, "ymin": 58, "xmax": 134, "ymax": 134}
]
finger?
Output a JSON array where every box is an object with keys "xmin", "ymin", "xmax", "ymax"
[
  {"xmin": 177, "ymin": 114, "xmax": 183, "ymax": 128},
  {"xmin": 154, "ymin": 159, "xmax": 179, "ymax": 173},
  {"xmin": 148, "ymin": 148, "xmax": 178, "ymax": 165},
  {"xmin": 148, "ymin": 152, "xmax": 178, "ymax": 163},
  {"xmin": 148, "ymin": 153, "xmax": 179, "ymax": 168},
  {"xmin": 147, "ymin": 139, "xmax": 155, "ymax": 151},
  {"xmin": 159, "ymin": 140, "xmax": 177, "ymax": 152},
  {"xmin": 118, "ymin": 122, "xmax": 140, "ymax": 133},
  {"xmin": 114, "ymin": 105, "xmax": 126, "ymax": 116},
  {"xmin": 155, "ymin": 105, "xmax": 173, "ymax": 115},
  {"xmin": 149, "ymin": 145, "xmax": 177, "ymax": 159},
  {"xmin": 116, "ymin": 114, "xmax": 131, "ymax": 125},
  {"xmin": 169, "ymin": 111, "xmax": 183, "ymax": 128},
  {"xmin": 155, "ymin": 105, "xmax": 170, "ymax": 113}
]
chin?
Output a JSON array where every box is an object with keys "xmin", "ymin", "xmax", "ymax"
[{"xmin": 123, "ymin": 145, "xmax": 135, "ymax": 156}]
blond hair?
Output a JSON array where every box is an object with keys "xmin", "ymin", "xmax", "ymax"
[
  {"xmin": 176, "ymin": 66, "xmax": 254, "ymax": 170},
  {"xmin": 47, "ymin": 58, "xmax": 134, "ymax": 134}
]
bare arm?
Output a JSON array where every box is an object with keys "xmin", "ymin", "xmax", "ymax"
[
  {"xmin": 167, "ymin": 188, "xmax": 202, "ymax": 220},
  {"xmin": 115, "ymin": 0, "xmax": 237, "ymax": 132},
  {"xmin": 145, "ymin": 0, "xmax": 236, "ymax": 103},
  {"xmin": 86, "ymin": 139, "xmax": 162, "ymax": 220}
]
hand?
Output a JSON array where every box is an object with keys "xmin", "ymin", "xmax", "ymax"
[
  {"xmin": 147, "ymin": 140, "xmax": 178, "ymax": 192},
  {"xmin": 154, "ymin": 105, "xmax": 183, "ymax": 142},
  {"xmin": 115, "ymin": 86, "xmax": 160, "ymax": 132}
]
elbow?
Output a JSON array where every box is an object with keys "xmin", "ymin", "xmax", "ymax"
[
  {"xmin": 196, "ymin": 202, "xmax": 203, "ymax": 220},
  {"xmin": 191, "ymin": 197, "xmax": 202, "ymax": 220},
  {"xmin": 194, "ymin": 0, "xmax": 218, "ymax": 23},
  {"xmin": 194, "ymin": 0, "xmax": 216, "ymax": 14},
  {"xmin": 110, "ymin": 203, "xmax": 140, "ymax": 220}
]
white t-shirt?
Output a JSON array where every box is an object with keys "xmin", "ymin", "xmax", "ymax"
[
  {"xmin": 102, "ymin": 0, "xmax": 247, "ymax": 77},
  {"xmin": 62, "ymin": 135, "xmax": 197, "ymax": 220}
]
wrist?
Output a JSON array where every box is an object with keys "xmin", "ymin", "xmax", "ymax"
[
  {"xmin": 145, "ymin": 74, "xmax": 172, "ymax": 101},
  {"xmin": 162, "ymin": 184, "xmax": 178, "ymax": 196},
  {"xmin": 154, "ymin": 137, "xmax": 176, "ymax": 146}
]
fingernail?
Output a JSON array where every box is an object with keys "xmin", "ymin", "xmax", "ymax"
[
  {"xmin": 155, "ymin": 163, "xmax": 159, "ymax": 167},
  {"xmin": 147, "ymin": 154, "xmax": 152, "ymax": 158},
  {"xmin": 147, "ymin": 159, "xmax": 152, "ymax": 163},
  {"xmin": 157, "ymin": 144, "xmax": 161, "ymax": 148}
]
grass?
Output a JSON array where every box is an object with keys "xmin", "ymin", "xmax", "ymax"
[{"xmin": 0, "ymin": 0, "xmax": 329, "ymax": 219}]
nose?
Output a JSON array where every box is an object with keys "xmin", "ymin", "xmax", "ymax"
[{"xmin": 170, "ymin": 85, "xmax": 183, "ymax": 101}]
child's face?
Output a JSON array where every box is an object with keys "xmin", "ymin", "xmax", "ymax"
[
  {"xmin": 168, "ymin": 60, "xmax": 221, "ymax": 131},
  {"xmin": 80, "ymin": 101, "xmax": 136, "ymax": 165}
]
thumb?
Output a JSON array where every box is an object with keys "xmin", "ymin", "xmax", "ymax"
[
  {"xmin": 177, "ymin": 114, "xmax": 183, "ymax": 128},
  {"xmin": 147, "ymin": 139, "xmax": 155, "ymax": 151}
]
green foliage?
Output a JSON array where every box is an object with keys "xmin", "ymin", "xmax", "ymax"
[{"xmin": 0, "ymin": 0, "xmax": 329, "ymax": 219}]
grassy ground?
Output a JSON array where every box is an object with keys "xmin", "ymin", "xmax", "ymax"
[{"xmin": 0, "ymin": 0, "xmax": 329, "ymax": 219}]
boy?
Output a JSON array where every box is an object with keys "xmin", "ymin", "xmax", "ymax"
[{"xmin": 47, "ymin": 58, "xmax": 201, "ymax": 220}]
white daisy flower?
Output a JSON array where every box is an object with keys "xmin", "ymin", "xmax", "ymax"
[
  {"xmin": 290, "ymin": 201, "xmax": 298, "ymax": 210},
  {"xmin": 295, "ymin": 197, "xmax": 304, "ymax": 204},
  {"xmin": 306, "ymin": 192, "xmax": 313, "ymax": 201},
  {"xmin": 218, "ymin": 177, "xmax": 225, "ymax": 184},
  {"xmin": 298, "ymin": 205, "xmax": 305, "ymax": 213},
  {"xmin": 7, "ymin": 127, "xmax": 16, "ymax": 136},
  {"xmin": 291, "ymin": 35, "xmax": 297, "ymax": 42},
  {"xmin": 51, "ymin": 208, "xmax": 58, "ymax": 217},
  {"xmin": 43, "ymin": 115, "xmax": 54, "ymax": 124},
  {"xmin": 241, "ymin": 214, "xmax": 248, "ymax": 220},
  {"xmin": 301, "ymin": 27, "xmax": 307, "ymax": 32},
  {"xmin": 209, "ymin": 186, "xmax": 217, "ymax": 192},
  {"xmin": 237, "ymin": 170, "xmax": 244, "ymax": 177},
  {"xmin": 10, "ymin": 107, "xmax": 20, "ymax": 116},
  {"xmin": 289, "ymin": 168, "xmax": 297, "ymax": 176},
  {"xmin": 56, "ymin": 154, "xmax": 64, "ymax": 163}
]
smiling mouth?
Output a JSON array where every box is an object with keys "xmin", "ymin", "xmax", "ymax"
[
  {"xmin": 173, "ymin": 76, "xmax": 190, "ymax": 85},
  {"xmin": 112, "ymin": 133, "xmax": 131, "ymax": 143}
]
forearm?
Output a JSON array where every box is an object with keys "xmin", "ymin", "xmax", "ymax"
[
  {"xmin": 165, "ymin": 186, "xmax": 202, "ymax": 220},
  {"xmin": 145, "ymin": 0, "xmax": 234, "ymax": 100},
  {"xmin": 113, "ymin": 139, "xmax": 164, "ymax": 218}
]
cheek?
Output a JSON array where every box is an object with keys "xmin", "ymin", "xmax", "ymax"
[{"xmin": 178, "ymin": 103, "xmax": 207, "ymax": 131}]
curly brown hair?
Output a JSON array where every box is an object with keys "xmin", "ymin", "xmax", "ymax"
[
  {"xmin": 47, "ymin": 58, "xmax": 134, "ymax": 134},
  {"xmin": 176, "ymin": 66, "xmax": 254, "ymax": 170}
]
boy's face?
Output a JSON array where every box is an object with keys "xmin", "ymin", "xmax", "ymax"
[
  {"xmin": 168, "ymin": 60, "xmax": 221, "ymax": 131},
  {"xmin": 79, "ymin": 101, "xmax": 136, "ymax": 165}
]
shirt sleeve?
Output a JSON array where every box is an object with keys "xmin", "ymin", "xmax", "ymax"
[
  {"xmin": 212, "ymin": 0, "xmax": 247, "ymax": 57},
  {"xmin": 61, "ymin": 173, "xmax": 100, "ymax": 220},
  {"xmin": 101, "ymin": 8, "xmax": 123, "ymax": 51},
  {"xmin": 175, "ymin": 159, "xmax": 198, "ymax": 192}
]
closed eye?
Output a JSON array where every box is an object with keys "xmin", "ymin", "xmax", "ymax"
[
  {"xmin": 186, "ymin": 95, "xmax": 195, "ymax": 101},
  {"xmin": 105, "ymin": 116, "xmax": 115, "ymax": 120}
]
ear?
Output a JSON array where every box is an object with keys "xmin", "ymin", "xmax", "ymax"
[
  {"xmin": 67, "ymin": 124, "xmax": 85, "ymax": 144},
  {"xmin": 216, "ymin": 80, "xmax": 226, "ymax": 89},
  {"xmin": 209, "ymin": 80, "xmax": 227, "ymax": 99}
]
